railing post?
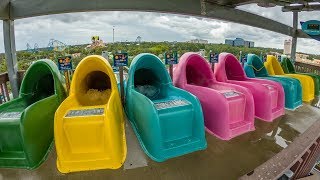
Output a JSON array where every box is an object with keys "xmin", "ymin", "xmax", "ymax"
[
  {"xmin": 3, "ymin": 20, "xmax": 19, "ymax": 98},
  {"xmin": 291, "ymin": 11, "xmax": 298, "ymax": 62}
]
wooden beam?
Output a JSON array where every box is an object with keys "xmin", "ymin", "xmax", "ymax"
[
  {"xmin": 283, "ymin": 4, "xmax": 320, "ymax": 12},
  {"xmin": 202, "ymin": 1, "xmax": 294, "ymax": 36},
  {"xmin": 8, "ymin": 0, "xmax": 296, "ymax": 37},
  {"xmin": 0, "ymin": 0, "xmax": 9, "ymax": 20}
]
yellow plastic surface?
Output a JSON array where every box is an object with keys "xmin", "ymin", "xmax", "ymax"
[
  {"xmin": 265, "ymin": 55, "xmax": 314, "ymax": 102},
  {"xmin": 54, "ymin": 55, "xmax": 126, "ymax": 173}
]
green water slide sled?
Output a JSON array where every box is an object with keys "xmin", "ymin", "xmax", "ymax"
[
  {"xmin": 281, "ymin": 55, "xmax": 320, "ymax": 97},
  {"xmin": 0, "ymin": 59, "xmax": 66, "ymax": 169}
]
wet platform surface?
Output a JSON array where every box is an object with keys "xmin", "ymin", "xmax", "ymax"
[{"xmin": 0, "ymin": 104, "xmax": 319, "ymax": 180}]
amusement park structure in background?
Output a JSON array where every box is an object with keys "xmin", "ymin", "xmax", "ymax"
[
  {"xmin": 26, "ymin": 43, "xmax": 39, "ymax": 53},
  {"xmin": 135, "ymin": 36, "xmax": 142, "ymax": 45},
  {"xmin": 26, "ymin": 39, "xmax": 68, "ymax": 53},
  {"xmin": 47, "ymin": 39, "xmax": 68, "ymax": 51},
  {"xmin": 86, "ymin": 36, "xmax": 106, "ymax": 49}
]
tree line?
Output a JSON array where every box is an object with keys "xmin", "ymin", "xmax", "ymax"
[{"xmin": 0, "ymin": 42, "xmax": 318, "ymax": 72}]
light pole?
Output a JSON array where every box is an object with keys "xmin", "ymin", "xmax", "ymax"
[{"xmin": 113, "ymin": 26, "xmax": 115, "ymax": 43}]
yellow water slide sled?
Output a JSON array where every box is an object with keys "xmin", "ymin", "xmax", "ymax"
[
  {"xmin": 265, "ymin": 55, "xmax": 314, "ymax": 102},
  {"xmin": 54, "ymin": 55, "xmax": 126, "ymax": 173}
]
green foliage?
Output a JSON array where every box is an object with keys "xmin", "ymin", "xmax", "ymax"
[
  {"xmin": 0, "ymin": 42, "xmax": 314, "ymax": 71},
  {"xmin": 307, "ymin": 54, "xmax": 320, "ymax": 60},
  {"xmin": 18, "ymin": 60, "xmax": 32, "ymax": 70},
  {"xmin": 0, "ymin": 60, "xmax": 7, "ymax": 73}
]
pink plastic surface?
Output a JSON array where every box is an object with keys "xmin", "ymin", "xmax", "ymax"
[
  {"xmin": 214, "ymin": 53, "xmax": 285, "ymax": 122},
  {"xmin": 173, "ymin": 52, "xmax": 255, "ymax": 140}
]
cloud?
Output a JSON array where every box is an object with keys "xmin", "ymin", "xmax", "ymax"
[
  {"xmin": 238, "ymin": 4, "xmax": 320, "ymax": 53},
  {"xmin": 8, "ymin": 12, "xmax": 232, "ymax": 50},
  {"xmin": 237, "ymin": 5, "xmax": 293, "ymax": 26},
  {"xmin": 0, "ymin": 6, "xmax": 318, "ymax": 55}
]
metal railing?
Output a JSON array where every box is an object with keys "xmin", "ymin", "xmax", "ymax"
[
  {"xmin": 240, "ymin": 119, "xmax": 320, "ymax": 180},
  {"xmin": 294, "ymin": 61, "xmax": 320, "ymax": 75},
  {"xmin": 0, "ymin": 71, "xmax": 24, "ymax": 104}
]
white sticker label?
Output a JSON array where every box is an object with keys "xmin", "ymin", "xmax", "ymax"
[
  {"xmin": 262, "ymin": 84, "xmax": 275, "ymax": 90},
  {"xmin": 0, "ymin": 112, "xmax": 22, "ymax": 119},
  {"xmin": 154, "ymin": 99, "xmax": 190, "ymax": 110},
  {"xmin": 66, "ymin": 108, "xmax": 104, "ymax": 117},
  {"xmin": 222, "ymin": 91, "xmax": 240, "ymax": 98}
]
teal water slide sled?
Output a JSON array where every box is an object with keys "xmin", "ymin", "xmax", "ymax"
[
  {"xmin": 125, "ymin": 53, "xmax": 207, "ymax": 162},
  {"xmin": 244, "ymin": 54, "xmax": 302, "ymax": 110}
]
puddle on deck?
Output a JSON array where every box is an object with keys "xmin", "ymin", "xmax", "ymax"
[{"xmin": 0, "ymin": 104, "xmax": 319, "ymax": 180}]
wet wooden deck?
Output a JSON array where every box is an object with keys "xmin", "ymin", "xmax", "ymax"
[
  {"xmin": 240, "ymin": 118, "xmax": 320, "ymax": 179},
  {"xmin": 0, "ymin": 104, "xmax": 319, "ymax": 179}
]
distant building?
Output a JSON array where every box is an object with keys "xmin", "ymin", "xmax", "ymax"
[
  {"xmin": 296, "ymin": 53, "xmax": 309, "ymax": 61},
  {"xmin": 188, "ymin": 39, "xmax": 208, "ymax": 44},
  {"xmin": 269, "ymin": 52, "xmax": 282, "ymax": 57},
  {"xmin": 234, "ymin": 38, "xmax": 245, "ymax": 46},
  {"xmin": 101, "ymin": 51, "xmax": 113, "ymax": 63},
  {"xmin": 71, "ymin": 53, "xmax": 81, "ymax": 58},
  {"xmin": 225, "ymin": 38, "xmax": 254, "ymax": 48},
  {"xmin": 291, "ymin": 53, "xmax": 320, "ymax": 67},
  {"xmin": 314, "ymin": 59, "xmax": 320, "ymax": 66},
  {"xmin": 284, "ymin": 39, "xmax": 292, "ymax": 55},
  {"xmin": 244, "ymin": 41, "xmax": 255, "ymax": 48},
  {"xmin": 225, "ymin": 39, "xmax": 234, "ymax": 46},
  {"xmin": 101, "ymin": 51, "xmax": 109, "ymax": 60},
  {"xmin": 199, "ymin": 49, "xmax": 206, "ymax": 57}
]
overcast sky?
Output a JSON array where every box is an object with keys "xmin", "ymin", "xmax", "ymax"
[{"xmin": 0, "ymin": 4, "xmax": 319, "ymax": 54}]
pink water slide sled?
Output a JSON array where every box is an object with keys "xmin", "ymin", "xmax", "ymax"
[
  {"xmin": 214, "ymin": 53, "xmax": 285, "ymax": 122},
  {"xmin": 173, "ymin": 52, "xmax": 255, "ymax": 140}
]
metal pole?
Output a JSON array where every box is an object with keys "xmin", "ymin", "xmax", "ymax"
[
  {"xmin": 291, "ymin": 11, "xmax": 298, "ymax": 62},
  {"xmin": 169, "ymin": 65, "xmax": 173, "ymax": 80},
  {"xmin": 211, "ymin": 63, "xmax": 215, "ymax": 72},
  {"xmin": 64, "ymin": 71, "xmax": 70, "ymax": 94},
  {"xmin": 3, "ymin": 20, "xmax": 19, "ymax": 98},
  {"xmin": 210, "ymin": 51, "xmax": 215, "ymax": 72},
  {"xmin": 113, "ymin": 26, "xmax": 115, "ymax": 43},
  {"xmin": 119, "ymin": 66, "xmax": 124, "ymax": 104}
]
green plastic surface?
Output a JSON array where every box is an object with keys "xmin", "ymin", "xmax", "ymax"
[
  {"xmin": 281, "ymin": 56, "xmax": 320, "ymax": 96},
  {"xmin": 0, "ymin": 60, "xmax": 66, "ymax": 169}
]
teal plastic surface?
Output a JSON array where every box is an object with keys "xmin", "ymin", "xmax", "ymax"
[
  {"xmin": 244, "ymin": 54, "xmax": 302, "ymax": 110},
  {"xmin": 281, "ymin": 56, "xmax": 320, "ymax": 97},
  {"xmin": 0, "ymin": 60, "xmax": 66, "ymax": 169},
  {"xmin": 125, "ymin": 53, "xmax": 207, "ymax": 162}
]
